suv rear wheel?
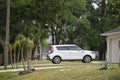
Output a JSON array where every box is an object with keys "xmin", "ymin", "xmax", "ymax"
[
  {"xmin": 52, "ymin": 56, "xmax": 61, "ymax": 64},
  {"xmin": 83, "ymin": 56, "xmax": 92, "ymax": 63}
]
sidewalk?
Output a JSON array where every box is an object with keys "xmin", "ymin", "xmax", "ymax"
[
  {"xmin": 0, "ymin": 66, "xmax": 67, "ymax": 72},
  {"xmin": 0, "ymin": 64, "xmax": 63, "ymax": 68}
]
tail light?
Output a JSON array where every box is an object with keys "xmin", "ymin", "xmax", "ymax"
[{"xmin": 49, "ymin": 47, "xmax": 53, "ymax": 54}]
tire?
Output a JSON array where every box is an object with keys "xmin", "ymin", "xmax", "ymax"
[
  {"xmin": 52, "ymin": 56, "xmax": 61, "ymax": 64},
  {"xmin": 83, "ymin": 56, "xmax": 92, "ymax": 63}
]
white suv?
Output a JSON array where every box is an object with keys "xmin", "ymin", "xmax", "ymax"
[{"xmin": 47, "ymin": 44, "xmax": 96, "ymax": 64}]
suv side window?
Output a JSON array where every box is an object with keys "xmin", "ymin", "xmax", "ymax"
[
  {"xmin": 68, "ymin": 46, "xmax": 79, "ymax": 50},
  {"xmin": 56, "ymin": 46, "xmax": 69, "ymax": 50}
]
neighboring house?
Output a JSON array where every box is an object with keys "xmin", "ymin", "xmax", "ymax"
[{"xmin": 101, "ymin": 27, "xmax": 120, "ymax": 63}]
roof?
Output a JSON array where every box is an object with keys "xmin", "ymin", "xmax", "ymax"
[{"xmin": 101, "ymin": 27, "xmax": 120, "ymax": 36}]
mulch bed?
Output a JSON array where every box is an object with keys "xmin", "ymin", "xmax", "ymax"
[{"xmin": 19, "ymin": 69, "xmax": 35, "ymax": 75}]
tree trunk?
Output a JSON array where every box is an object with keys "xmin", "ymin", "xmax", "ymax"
[
  {"xmin": 100, "ymin": 0, "xmax": 106, "ymax": 16},
  {"xmin": 13, "ymin": 51, "xmax": 16, "ymax": 69},
  {"xmin": 27, "ymin": 51, "xmax": 32, "ymax": 70},
  {"xmin": 33, "ymin": 46, "xmax": 38, "ymax": 59},
  {"xmin": 0, "ymin": 38, "xmax": 5, "ymax": 48},
  {"xmin": 51, "ymin": 26, "xmax": 55, "ymax": 45},
  {"xmin": 16, "ymin": 51, "xmax": 20, "ymax": 69},
  {"xmin": 9, "ymin": 49, "xmax": 13, "ymax": 69},
  {"xmin": 21, "ymin": 49, "xmax": 26, "ymax": 71},
  {"xmin": 39, "ymin": 44, "xmax": 42, "ymax": 60},
  {"xmin": 4, "ymin": 0, "xmax": 10, "ymax": 70}
]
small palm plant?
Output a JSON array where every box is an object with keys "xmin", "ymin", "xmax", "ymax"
[{"xmin": 100, "ymin": 61, "xmax": 110, "ymax": 70}]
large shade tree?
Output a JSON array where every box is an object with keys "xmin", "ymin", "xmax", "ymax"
[
  {"xmin": 1, "ymin": 0, "xmax": 120, "ymax": 65},
  {"xmin": 10, "ymin": 0, "xmax": 87, "ymax": 45},
  {"xmin": 86, "ymin": 0, "xmax": 120, "ymax": 59}
]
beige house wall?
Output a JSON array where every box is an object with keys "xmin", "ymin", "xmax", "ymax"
[{"xmin": 106, "ymin": 34, "xmax": 120, "ymax": 63}]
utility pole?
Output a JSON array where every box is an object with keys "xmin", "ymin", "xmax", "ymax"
[{"xmin": 4, "ymin": 0, "xmax": 10, "ymax": 70}]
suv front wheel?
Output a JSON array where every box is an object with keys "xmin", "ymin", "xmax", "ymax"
[{"xmin": 52, "ymin": 56, "xmax": 61, "ymax": 64}]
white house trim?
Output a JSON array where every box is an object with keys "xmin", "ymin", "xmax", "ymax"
[{"xmin": 101, "ymin": 32, "xmax": 120, "ymax": 36}]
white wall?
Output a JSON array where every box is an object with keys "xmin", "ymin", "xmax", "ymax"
[{"xmin": 107, "ymin": 34, "xmax": 120, "ymax": 63}]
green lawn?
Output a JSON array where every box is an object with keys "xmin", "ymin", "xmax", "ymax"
[{"xmin": 0, "ymin": 61, "xmax": 120, "ymax": 80}]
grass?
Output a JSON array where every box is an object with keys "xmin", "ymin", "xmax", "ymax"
[{"xmin": 0, "ymin": 61, "xmax": 120, "ymax": 80}]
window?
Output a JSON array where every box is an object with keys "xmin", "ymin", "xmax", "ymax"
[
  {"xmin": 68, "ymin": 46, "xmax": 79, "ymax": 50},
  {"xmin": 56, "ymin": 46, "xmax": 82, "ymax": 51},
  {"xmin": 56, "ymin": 46, "xmax": 69, "ymax": 50}
]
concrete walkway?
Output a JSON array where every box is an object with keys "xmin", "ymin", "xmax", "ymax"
[
  {"xmin": 0, "ymin": 66, "xmax": 67, "ymax": 73},
  {"xmin": 0, "ymin": 64, "xmax": 64, "ymax": 68}
]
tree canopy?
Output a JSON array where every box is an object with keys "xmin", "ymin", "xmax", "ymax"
[{"xmin": 0, "ymin": 0, "xmax": 120, "ymax": 62}]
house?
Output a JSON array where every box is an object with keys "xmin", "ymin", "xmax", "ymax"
[{"xmin": 101, "ymin": 27, "xmax": 120, "ymax": 63}]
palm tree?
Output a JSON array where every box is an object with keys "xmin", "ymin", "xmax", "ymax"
[
  {"xmin": 4, "ymin": 0, "xmax": 10, "ymax": 69},
  {"xmin": 21, "ymin": 40, "xmax": 26, "ymax": 71},
  {"xmin": 24, "ymin": 38, "xmax": 34, "ymax": 70},
  {"xmin": 16, "ymin": 41, "xmax": 21, "ymax": 69},
  {"xmin": 15, "ymin": 34, "xmax": 25, "ymax": 69},
  {"xmin": 7, "ymin": 42, "xmax": 18, "ymax": 69},
  {"xmin": 15, "ymin": 34, "xmax": 34, "ymax": 71},
  {"xmin": 15, "ymin": 34, "xmax": 26, "ymax": 70},
  {"xmin": 12, "ymin": 41, "xmax": 18, "ymax": 69},
  {"xmin": 7, "ymin": 43, "xmax": 13, "ymax": 69}
]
